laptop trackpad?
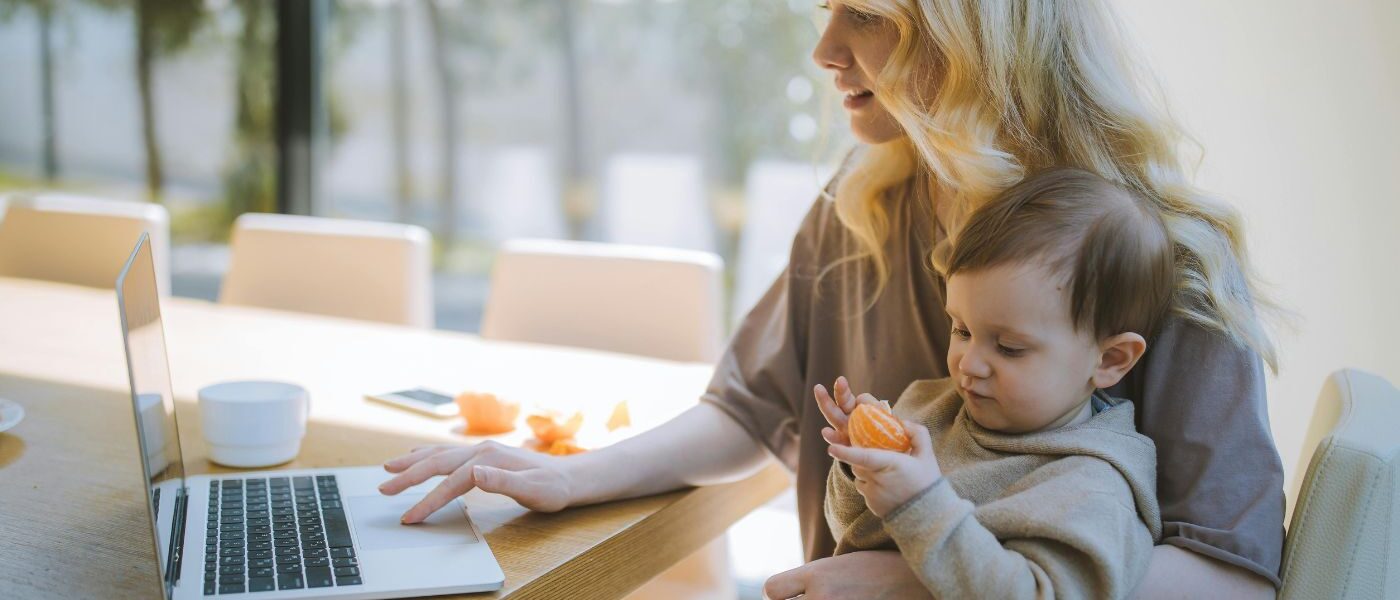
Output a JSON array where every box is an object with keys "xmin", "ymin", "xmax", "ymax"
[{"xmin": 347, "ymin": 494, "xmax": 479, "ymax": 551}]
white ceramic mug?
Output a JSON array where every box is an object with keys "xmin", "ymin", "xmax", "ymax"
[{"xmin": 198, "ymin": 381, "xmax": 309, "ymax": 468}]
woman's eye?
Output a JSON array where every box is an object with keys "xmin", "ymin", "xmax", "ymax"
[{"xmin": 847, "ymin": 8, "xmax": 878, "ymax": 24}]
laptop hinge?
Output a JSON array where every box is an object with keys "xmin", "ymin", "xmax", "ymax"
[{"xmin": 166, "ymin": 487, "xmax": 189, "ymax": 590}]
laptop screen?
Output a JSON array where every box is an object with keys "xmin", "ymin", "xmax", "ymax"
[{"xmin": 116, "ymin": 232, "xmax": 187, "ymax": 595}]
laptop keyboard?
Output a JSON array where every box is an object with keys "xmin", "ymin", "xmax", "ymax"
[{"xmin": 203, "ymin": 475, "xmax": 362, "ymax": 595}]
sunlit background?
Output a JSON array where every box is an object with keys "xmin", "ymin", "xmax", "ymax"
[{"xmin": 2, "ymin": 0, "xmax": 1398, "ymax": 597}]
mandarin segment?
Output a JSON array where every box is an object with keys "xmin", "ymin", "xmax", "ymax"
[
  {"xmin": 848, "ymin": 401, "xmax": 911, "ymax": 452},
  {"xmin": 526, "ymin": 411, "xmax": 585, "ymax": 444}
]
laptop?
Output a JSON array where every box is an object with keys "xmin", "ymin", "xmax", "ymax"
[{"xmin": 116, "ymin": 233, "xmax": 505, "ymax": 598}]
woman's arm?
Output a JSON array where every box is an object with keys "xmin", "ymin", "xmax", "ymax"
[
  {"xmin": 1133, "ymin": 545, "xmax": 1275, "ymax": 599},
  {"xmin": 379, "ymin": 402, "xmax": 770, "ymax": 521}
]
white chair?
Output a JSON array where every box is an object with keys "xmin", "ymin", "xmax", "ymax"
[
  {"xmin": 481, "ymin": 238, "xmax": 724, "ymax": 363},
  {"xmin": 480, "ymin": 238, "xmax": 734, "ymax": 599},
  {"xmin": 1280, "ymin": 369, "xmax": 1400, "ymax": 599},
  {"xmin": 600, "ymin": 154, "xmax": 715, "ymax": 253},
  {"xmin": 220, "ymin": 213, "xmax": 433, "ymax": 327},
  {"xmin": 0, "ymin": 192, "xmax": 171, "ymax": 295},
  {"xmin": 732, "ymin": 160, "xmax": 831, "ymax": 322}
]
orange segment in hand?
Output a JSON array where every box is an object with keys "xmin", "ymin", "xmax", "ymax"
[
  {"xmin": 455, "ymin": 392, "xmax": 520, "ymax": 435},
  {"xmin": 848, "ymin": 401, "xmax": 911, "ymax": 452},
  {"xmin": 526, "ymin": 411, "xmax": 584, "ymax": 444}
]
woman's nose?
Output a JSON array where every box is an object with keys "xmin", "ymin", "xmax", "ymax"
[{"xmin": 811, "ymin": 17, "xmax": 852, "ymax": 71}]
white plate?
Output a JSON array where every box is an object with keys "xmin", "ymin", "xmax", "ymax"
[{"xmin": 0, "ymin": 398, "xmax": 24, "ymax": 433}]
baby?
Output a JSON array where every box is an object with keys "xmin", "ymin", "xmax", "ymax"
[{"xmin": 818, "ymin": 167, "xmax": 1174, "ymax": 599}]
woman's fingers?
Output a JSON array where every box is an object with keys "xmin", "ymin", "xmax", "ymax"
[
  {"xmin": 473, "ymin": 466, "xmax": 568, "ymax": 513},
  {"xmin": 813, "ymin": 384, "xmax": 849, "ymax": 431},
  {"xmin": 762, "ymin": 562, "xmax": 812, "ymax": 600},
  {"xmin": 383, "ymin": 445, "xmax": 451, "ymax": 473},
  {"xmin": 379, "ymin": 444, "xmax": 484, "ymax": 495},
  {"xmin": 400, "ymin": 457, "xmax": 483, "ymax": 524}
]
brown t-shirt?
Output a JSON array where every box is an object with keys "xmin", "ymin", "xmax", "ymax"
[{"xmin": 700, "ymin": 182, "xmax": 1287, "ymax": 586}]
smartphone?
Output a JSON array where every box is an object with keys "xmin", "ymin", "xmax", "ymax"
[{"xmin": 365, "ymin": 388, "xmax": 459, "ymax": 418}]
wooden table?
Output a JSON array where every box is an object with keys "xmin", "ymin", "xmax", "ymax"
[{"xmin": 0, "ymin": 277, "xmax": 789, "ymax": 598}]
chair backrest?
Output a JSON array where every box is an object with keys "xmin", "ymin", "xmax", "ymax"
[
  {"xmin": 480, "ymin": 238, "xmax": 724, "ymax": 363},
  {"xmin": 220, "ymin": 213, "xmax": 434, "ymax": 327},
  {"xmin": 0, "ymin": 192, "xmax": 171, "ymax": 295},
  {"xmin": 1280, "ymin": 369, "xmax": 1400, "ymax": 599}
]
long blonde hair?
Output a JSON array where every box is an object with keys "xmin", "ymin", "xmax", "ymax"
[{"xmin": 829, "ymin": 0, "xmax": 1279, "ymax": 370}]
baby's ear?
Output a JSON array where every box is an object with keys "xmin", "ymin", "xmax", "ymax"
[{"xmin": 1091, "ymin": 332, "xmax": 1147, "ymax": 389}]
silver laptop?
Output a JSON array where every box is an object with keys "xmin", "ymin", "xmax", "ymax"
[{"xmin": 116, "ymin": 233, "xmax": 504, "ymax": 598}]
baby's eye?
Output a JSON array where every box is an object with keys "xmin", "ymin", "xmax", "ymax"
[
  {"xmin": 997, "ymin": 344, "xmax": 1025, "ymax": 357},
  {"xmin": 951, "ymin": 326, "xmax": 971, "ymax": 340}
]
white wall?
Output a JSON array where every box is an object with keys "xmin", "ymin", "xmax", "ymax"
[{"xmin": 1118, "ymin": 0, "xmax": 1400, "ymax": 500}]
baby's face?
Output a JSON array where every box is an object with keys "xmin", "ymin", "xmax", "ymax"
[{"xmin": 944, "ymin": 263, "xmax": 1104, "ymax": 433}]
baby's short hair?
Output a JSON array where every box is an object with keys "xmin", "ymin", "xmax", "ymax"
[{"xmin": 946, "ymin": 167, "xmax": 1175, "ymax": 340}]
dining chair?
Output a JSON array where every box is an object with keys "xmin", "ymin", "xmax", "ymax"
[
  {"xmin": 0, "ymin": 192, "xmax": 171, "ymax": 294},
  {"xmin": 1279, "ymin": 368, "xmax": 1399, "ymax": 599},
  {"xmin": 481, "ymin": 238, "xmax": 724, "ymax": 363},
  {"xmin": 480, "ymin": 237, "xmax": 735, "ymax": 599},
  {"xmin": 220, "ymin": 213, "xmax": 434, "ymax": 328}
]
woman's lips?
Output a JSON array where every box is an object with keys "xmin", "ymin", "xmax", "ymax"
[{"xmin": 843, "ymin": 90, "xmax": 875, "ymax": 110}]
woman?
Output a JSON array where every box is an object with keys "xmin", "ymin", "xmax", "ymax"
[{"xmin": 379, "ymin": 1, "xmax": 1285, "ymax": 597}]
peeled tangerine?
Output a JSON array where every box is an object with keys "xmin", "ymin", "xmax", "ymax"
[
  {"xmin": 546, "ymin": 439, "xmax": 588, "ymax": 456},
  {"xmin": 848, "ymin": 401, "xmax": 911, "ymax": 453},
  {"xmin": 455, "ymin": 392, "xmax": 520, "ymax": 435},
  {"xmin": 526, "ymin": 411, "xmax": 584, "ymax": 444}
]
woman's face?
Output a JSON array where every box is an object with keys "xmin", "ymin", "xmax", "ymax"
[{"xmin": 812, "ymin": 2, "xmax": 905, "ymax": 144}]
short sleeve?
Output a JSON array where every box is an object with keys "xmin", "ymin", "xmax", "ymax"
[{"xmin": 699, "ymin": 200, "xmax": 832, "ymax": 470}]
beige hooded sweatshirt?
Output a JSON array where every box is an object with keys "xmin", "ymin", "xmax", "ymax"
[{"xmin": 826, "ymin": 378, "xmax": 1162, "ymax": 600}]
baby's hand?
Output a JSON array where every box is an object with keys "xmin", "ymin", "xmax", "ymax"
[
  {"xmin": 825, "ymin": 420, "xmax": 942, "ymax": 518},
  {"xmin": 814, "ymin": 376, "xmax": 881, "ymax": 446}
]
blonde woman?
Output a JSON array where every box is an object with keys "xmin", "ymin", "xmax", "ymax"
[{"xmin": 379, "ymin": 1, "xmax": 1283, "ymax": 597}]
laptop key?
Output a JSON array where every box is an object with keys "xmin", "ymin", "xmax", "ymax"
[
  {"xmin": 329, "ymin": 547, "xmax": 355, "ymax": 559},
  {"xmin": 220, "ymin": 556, "xmax": 244, "ymax": 566},
  {"xmin": 247, "ymin": 577, "xmax": 275, "ymax": 592},
  {"xmin": 250, "ymin": 558, "xmax": 273, "ymax": 569},
  {"xmin": 277, "ymin": 563, "xmax": 303, "ymax": 574},
  {"xmin": 249, "ymin": 551, "xmax": 272, "ymax": 561},
  {"xmin": 220, "ymin": 565, "xmax": 246, "ymax": 576},
  {"xmin": 336, "ymin": 576, "xmax": 362, "ymax": 586},
  {"xmin": 323, "ymin": 510, "xmax": 352, "ymax": 548},
  {"xmin": 305, "ymin": 567, "xmax": 334, "ymax": 588},
  {"xmin": 332, "ymin": 557, "xmax": 357, "ymax": 568},
  {"xmin": 250, "ymin": 567, "xmax": 274, "ymax": 578},
  {"xmin": 204, "ymin": 581, "xmax": 217, "ymax": 595},
  {"xmin": 304, "ymin": 557, "xmax": 330, "ymax": 568},
  {"xmin": 334, "ymin": 566, "xmax": 359, "ymax": 577},
  {"xmin": 277, "ymin": 575, "xmax": 304, "ymax": 590},
  {"xmin": 218, "ymin": 583, "xmax": 245, "ymax": 595}
]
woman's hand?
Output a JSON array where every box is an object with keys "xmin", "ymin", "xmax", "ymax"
[
  {"xmin": 823, "ymin": 419, "xmax": 941, "ymax": 518},
  {"xmin": 813, "ymin": 376, "xmax": 882, "ymax": 445},
  {"xmin": 378, "ymin": 440, "xmax": 574, "ymax": 522},
  {"xmin": 763, "ymin": 550, "xmax": 931, "ymax": 600}
]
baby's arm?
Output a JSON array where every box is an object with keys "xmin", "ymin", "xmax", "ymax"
[{"xmin": 882, "ymin": 459, "xmax": 1155, "ymax": 600}]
